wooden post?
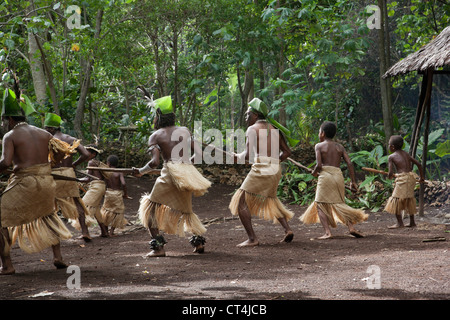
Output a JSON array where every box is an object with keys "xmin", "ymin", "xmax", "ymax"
[
  {"xmin": 409, "ymin": 73, "xmax": 427, "ymax": 157},
  {"xmin": 417, "ymin": 69, "xmax": 434, "ymax": 216},
  {"xmin": 411, "ymin": 69, "xmax": 433, "ymax": 158}
]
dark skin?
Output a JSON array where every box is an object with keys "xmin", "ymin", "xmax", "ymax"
[
  {"xmin": 312, "ymin": 127, "xmax": 361, "ymax": 239},
  {"xmin": 104, "ymin": 160, "xmax": 131, "ymax": 236},
  {"xmin": 79, "ymin": 150, "xmax": 110, "ymax": 237},
  {"xmin": 133, "ymin": 117, "xmax": 203, "ymax": 257},
  {"xmin": 0, "ymin": 117, "xmax": 68, "ymax": 275},
  {"xmin": 387, "ymin": 137, "xmax": 425, "ymax": 229},
  {"xmin": 45, "ymin": 126, "xmax": 92, "ymax": 241},
  {"xmin": 232, "ymin": 107, "xmax": 293, "ymax": 247}
]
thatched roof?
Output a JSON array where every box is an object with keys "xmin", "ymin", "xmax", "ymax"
[{"xmin": 384, "ymin": 25, "xmax": 450, "ymax": 78}]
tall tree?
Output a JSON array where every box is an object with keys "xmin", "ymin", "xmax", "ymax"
[{"xmin": 377, "ymin": 0, "xmax": 393, "ymax": 151}]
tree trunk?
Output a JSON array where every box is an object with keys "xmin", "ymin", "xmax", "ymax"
[
  {"xmin": 377, "ymin": 0, "xmax": 393, "ymax": 152},
  {"xmin": 172, "ymin": 28, "xmax": 183, "ymax": 124},
  {"xmin": 74, "ymin": 9, "xmax": 103, "ymax": 139},
  {"xmin": 123, "ymin": 78, "xmax": 130, "ymax": 115},
  {"xmin": 33, "ymin": 34, "xmax": 59, "ymax": 114},
  {"xmin": 277, "ymin": 0, "xmax": 287, "ymax": 127},
  {"xmin": 27, "ymin": 4, "xmax": 47, "ymax": 107},
  {"xmin": 237, "ymin": 67, "xmax": 254, "ymax": 127}
]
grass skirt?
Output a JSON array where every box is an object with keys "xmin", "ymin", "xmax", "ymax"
[
  {"xmin": 10, "ymin": 214, "xmax": 72, "ymax": 254},
  {"xmin": 138, "ymin": 195, "xmax": 206, "ymax": 237},
  {"xmin": 228, "ymin": 157, "xmax": 294, "ymax": 223},
  {"xmin": 384, "ymin": 172, "xmax": 418, "ymax": 215},
  {"xmin": 299, "ymin": 166, "xmax": 368, "ymax": 227},
  {"xmin": 99, "ymin": 189, "xmax": 127, "ymax": 229},
  {"xmin": 301, "ymin": 202, "xmax": 368, "ymax": 228},
  {"xmin": 137, "ymin": 161, "xmax": 210, "ymax": 237},
  {"xmin": 229, "ymin": 189, "xmax": 294, "ymax": 223}
]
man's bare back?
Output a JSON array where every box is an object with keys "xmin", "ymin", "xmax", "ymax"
[
  {"xmin": 149, "ymin": 126, "xmax": 193, "ymax": 162},
  {"xmin": 247, "ymin": 121, "xmax": 279, "ymax": 159},
  {"xmin": 1, "ymin": 124, "xmax": 52, "ymax": 172}
]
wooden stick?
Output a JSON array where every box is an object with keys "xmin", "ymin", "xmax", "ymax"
[
  {"xmin": 75, "ymin": 169, "xmax": 100, "ymax": 180},
  {"xmin": 362, "ymin": 167, "xmax": 389, "ymax": 175},
  {"xmin": 362, "ymin": 167, "xmax": 430, "ymax": 183},
  {"xmin": 51, "ymin": 173, "xmax": 84, "ymax": 182},
  {"xmin": 86, "ymin": 167, "xmax": 161, "ymax": 175},
  {"xmin": 4, "ymin": 169, "xmax": 87, "ymax": 183},
  {"xmin": 195, "ymin": 139, "xmax": 250, "ymax": 165},
  {"xmin": 287, "ymin": 157, "xmax": 313, "ymax": 172},
  {"xmin": 288, "ymin": 158, "xmax": 356, "ymax": 191}
]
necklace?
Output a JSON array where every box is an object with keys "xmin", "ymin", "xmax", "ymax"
[{"xmin": 13, "ymin": 122, "xmax": 28, "ymax": 129}]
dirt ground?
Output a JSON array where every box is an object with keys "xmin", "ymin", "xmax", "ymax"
[{"xmin": 0, "ymin": 175, "xmax": 449, "ymax": 303}]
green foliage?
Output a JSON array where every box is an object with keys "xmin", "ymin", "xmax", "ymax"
[
  {"xmin": 278, "ymin": 162, "xmax": 316, "ymax": 206},
  {"xmin": 349, "ymin": 144, "xmax": 393, "ymax": 211}
]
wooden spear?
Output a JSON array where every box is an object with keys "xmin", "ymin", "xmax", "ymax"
[
  {"xmin": 287, "ymin": 157, "xmax": 313, "ymax": 172},
  {"xmin": 288, "ymin": 158, "xmax": 356, "ymax": 191},
  {"xmin": 51, "ymin": 173, "xmax": 85, "ymax": 183},
  {"xmin": 362, "ymin": 167, "xmax": 389, "ymax": 175},
  {"xmin": 86, "ymin": 167, "xmax": 161, "ymax": 175},
  {"xmin": 362, "ymin": 167, "xmax": 429, "ymax": 183}
]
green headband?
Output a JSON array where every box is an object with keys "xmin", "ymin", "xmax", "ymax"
[
  {"xmin": 248, "ymin": 98, "xmax": 299, "ymax": 148},
  {"xmin": 44, "ymin": 113, "xmax": 62, "ymax": 127},
  {"xmin": 153, "ymin": 96, "xmax": 173, "ymax": 114},
  {"xmin": 1, "ymin": 89, "xmax": 23, "ymax": 117}
]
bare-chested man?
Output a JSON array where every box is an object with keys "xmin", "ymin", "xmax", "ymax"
[
  {"xmin": 300, "ymin": 121, "xmax": 368, "ymax": 239},
  {"xmin": 229, "ymin": 98, "xmax": 295, "ymax": 247},
  {"xmin": 384, "ymin": 135, "xmax": 424, "ymax": 229},
  {"xmin": 0, "ymin": 91, "xmax": 71, "ymax": 274},
  {"xmin": 134, "ymin": 96, "xmax": 211, "ymax": 257},
  {"xmin": 44, "ymin": 113, "xmax": 92, "ymax": 241}
]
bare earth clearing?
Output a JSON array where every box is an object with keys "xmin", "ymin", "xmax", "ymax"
[{"xmin": 0, "ymin": 176, "xmax": 448, "ymax": 309}]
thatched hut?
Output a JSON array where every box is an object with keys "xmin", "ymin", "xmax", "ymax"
[{"xmin": 383, "ymin": 25, "xmax": 450, "ymax": 215}]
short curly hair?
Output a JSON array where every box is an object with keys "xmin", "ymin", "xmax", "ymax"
[
  {"xmin": 107, "ymin": 154, "xmax": 119, "ymax": 167},
  {"xmin": 320, "ymin": 121, "xmax": 336, "ymax": 139},
  {"xmin": 389, "ymin": 135, "xmax": 404, "ymax": 150}
]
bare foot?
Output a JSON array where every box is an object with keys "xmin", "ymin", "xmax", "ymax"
[
  {"xmin": 0, "ymin": 267, "xmax": 16, "ymax": 275},
  {"xmin": 316, "ymin": 234, "xmax": 332, "ymax": 240},
  {"xmin": 53, "ymin": 259, "xmax": 68, "ymax": 269},
  {"xmin": 405, "ymin": 223, "xmax": 417, "ymax": 228},
  {"xmin": 388, "ymin": 224, "xmax": 404, "ymax": 229},
  {"xmin": 145, "ymin": 249, "xmax": 166, "ymax": 258},
  {"xmin": 280, "ymin": 231, "xmax": 294, "ymax": 243},
  {"xmin": 237, "ymin": 239, "xmax": 259, "ymax": 247}
]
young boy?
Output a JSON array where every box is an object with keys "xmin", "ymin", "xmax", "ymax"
[
  {"xmin": 384, "ymin": 135, "xmax": 425, "ymax": 229},
  {"xmin": 79, "ymin": 144, "xmax": 109, "ymax": 237},
  {"xmin": 99, "ymin": 155, "xmax": 132, "ymax": 236},
  {"xmin": 300, "ymin": 121, "xmax": 368, "ymax": 239}
]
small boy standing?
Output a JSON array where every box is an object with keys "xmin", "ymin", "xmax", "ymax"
[
  {"xmin": 99, "ymin": 155, "xmax": 132, "ymax": 236},
  {"xmin": 300, "ymin": 121, "xmax": 368, "ymax": 239},
  {"xmin": 384, "ymin": 135, "xmax": 425, "ymax": 229}
]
